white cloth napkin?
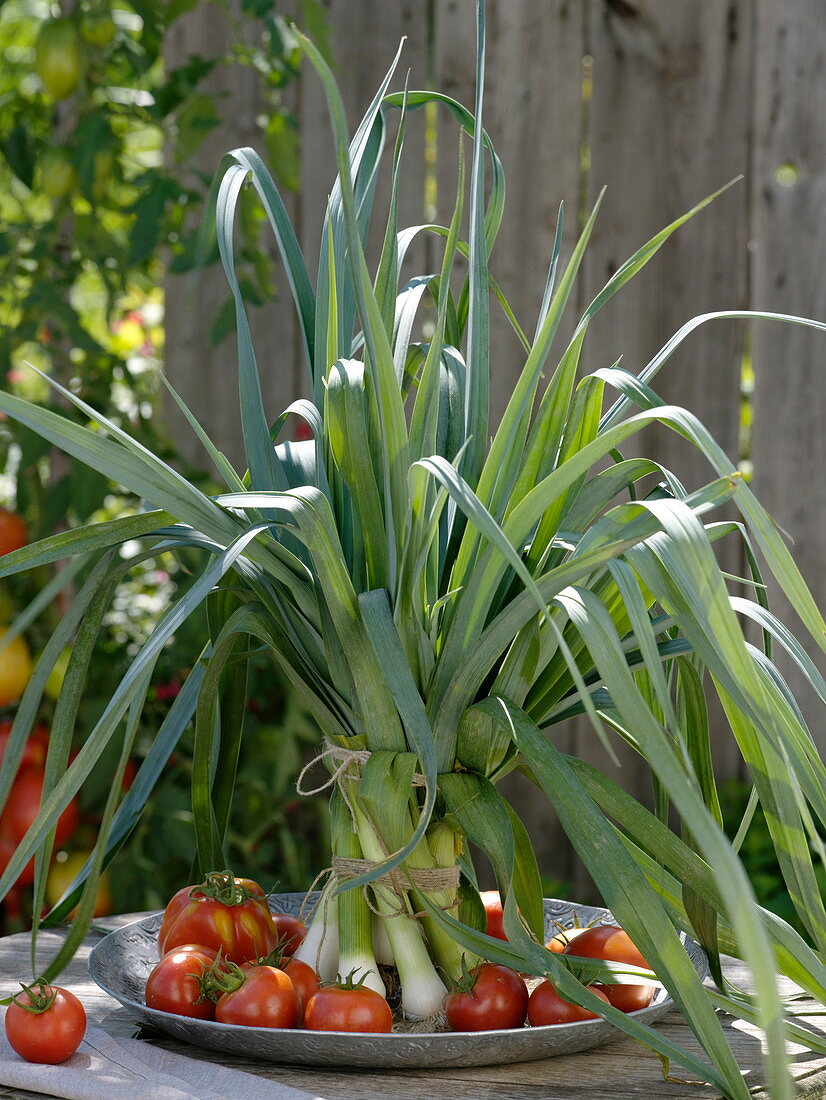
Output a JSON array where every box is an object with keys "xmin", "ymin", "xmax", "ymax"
[{"xmin": 0, "ymin": 1009, "xmax": 327, "ymax": 1100}]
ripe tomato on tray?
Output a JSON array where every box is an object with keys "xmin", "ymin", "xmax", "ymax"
[
  {"xmin": 157, "ymin": 870, "xmax": 278, "ymax": 964},
  {"xmin": 213, "ymin": 964, "xmax": 300, "ymax": 1029},
  {"xmin": 304, "ymin": 972, "xmax": 392, "ymax": 1034},
  {"xmin": 444, "ymin": 962, "xmax": 528, "ymax": 1032},
  {"xmin": 562, "ymin": 924, "xmax": 655, "ymax": 1013},
  {"xmin": 145, "ymin": 945, "xmax": 222, "ymax": 1021},
  {"xmin": 528, "ymin": 980, "xmax": 610, "ymax": 1025}
]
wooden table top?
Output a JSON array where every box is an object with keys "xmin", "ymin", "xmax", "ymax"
[{"xmin": 1, "ymin": 913, "xmax": 824, "ymax": 1100}]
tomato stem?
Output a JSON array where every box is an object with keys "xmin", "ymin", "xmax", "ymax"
[
  {"xmin": 192, "ymin": 869, "xmax": 254, "ymax": 907},
  {"xmin": 0, "ymin": 979, "xmax": 59, "ymax": 1014}
]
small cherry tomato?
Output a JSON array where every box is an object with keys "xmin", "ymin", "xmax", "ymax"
[
  {"xmin": 527, "ymin": 980, "xmax": 609, "ymax": 1025},
  {"xmin": 562, "ymin": 924, "xmax": 654, "ymax": 1013},
  {"xmin": 273, "ymin": 912, "xmax": 306, "ymax": 957},
  {"xmin": 4, "ymin": 981, "xmax": 86, "ymax": 1063},
  {"xmin": 214, "ymin": 964, "xmax": 299, "ymax": 1028},
  {"xmin": 145, "ymin": 944, "xmax": 219, "ymax": 1020},
  {"xmin": 479, "ymin": 889, "xmax": 506, "ymax": 940},
  {"xmin": 444, "ymin": 962, "xmax": 528, "ymax": 1032},
  {"xmin": 157, "ymin": 870, "xmax": 278, "ymax": 964},
  {"xmin": 304, "ymin": 972, "xmax": 392, "ymax": 1033}
]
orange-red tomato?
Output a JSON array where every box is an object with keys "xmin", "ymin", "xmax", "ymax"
[
  {"xmin": 145, "ymin": 945, "xmax": 219, "ymax": 1020},
  {"xmin": 158, "ymin": 872, "xmax": 278, "ymax": 964},
  {"xmin": 479, "ymin": 889, "xmax": 507, "ymax": 940},
  {"xmin": 444, "ymin": 963, "xmax": 528, "ymax": 1032},
  {"xmin": 304, "ymin": 982, "xmax": 392, "ymax": 1033},
  {"xmin": 0, "ymin": 510, "xmax": 26, "ymax": 557},
  {"xmin": 545, "ymin": 926, "xmax": 586, "ymax": 954},
  {"xmin": 0, "ymin": 720, "xmax": 48, "ymax": 773},
  {"xmin": 562, "ymin": 924, "xmax": 654, "ymax": 1013},
  {"xmin": 527, "ymin": 980, "xmax": 609, "ymax": 1025},
  {"xmin": 214, "ymin": 965, "xmax": 299, "ymax": 1028},
  {"xmin": 4, "ymin": 982, "xmax": 86, "ymax": 1063},
  {"xmin": 273, "ymin": 912, "xmax": 306, "ymax": 957},
  {"xmin": 283, "ymin": 957, "xmax": 320, "ymax": 1022}
]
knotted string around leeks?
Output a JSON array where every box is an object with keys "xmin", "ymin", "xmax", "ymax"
[{"xmin": 293, "ymin": 744, "xmax": 463, "ymax": 1015}]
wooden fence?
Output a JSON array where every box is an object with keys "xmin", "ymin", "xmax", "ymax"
[{"xmin": 165, "ymin": 0, "xmax": 825, "ymax": 891}]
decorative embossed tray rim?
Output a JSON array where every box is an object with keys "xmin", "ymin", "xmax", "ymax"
[{"xmin": 88, "ymin": 894, "xmax": 707, "ymax": 1069}]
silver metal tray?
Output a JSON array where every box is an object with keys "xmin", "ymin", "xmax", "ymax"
[{"xmin": 88, "ymin": 893, "xmax": 707, "ymax": 1069}]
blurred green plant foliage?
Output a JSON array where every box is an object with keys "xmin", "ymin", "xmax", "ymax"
[
  {"xmin": 0, "ymin": 0, "xmax": 331, "ymax": 920},
  {"xmin": 0, "ymin": 0, "xmax": 314, "ymax": 529}
]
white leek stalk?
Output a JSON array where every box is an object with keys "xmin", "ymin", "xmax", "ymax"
[
  {"xmin": 335, "ymin": 820, "xmax": 386, "ymax": 997},
  {"xmin": 372, "ymin": 913, "xmax": 395, "ymax": 966},
  {"xmin": 294, "ymin": 882, "xmax": 339, "ymax": 982},
  {"xmin": 353, "ymin": 804, "xmax": 447, "ymax": 1019},
  {"xmin": 406, "ymin": 816, "xmax": 471, "ymax": 984}
]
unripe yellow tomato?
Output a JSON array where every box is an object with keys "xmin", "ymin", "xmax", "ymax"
[
  {"xmin": 0, "ymin": 628, "xmax": 33, "ymax": 708},
  {"xmin": 40, "ymin": 148, "xmax": 76, "ymax": 201},
  {"xmin": 80, "ymin": 11, "xmax": 117, "ymax": 48},
  {"xmin": 44, "ymin": 647, "xmax": 72, "ymax": 700},
  {"xmin": 47, "ymin": 852, "xmax": 114, "ymax": 919},
  {"xmin": 34, "ymin": 19, "xmax": 84, "ymax": 101}
]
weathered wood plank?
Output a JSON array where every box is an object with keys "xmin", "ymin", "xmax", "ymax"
[
  {"xmin": 571, "ymin": 0, "xmax": 755, "ymax": 894},
  {"xmin": 164, "ymin": 2, "xmax": 301, "ymax": 472},
  {"xmin": 2, "ymin": 918, "xmax": 823, "ymax": 1100},
  {"xmin": 750, "ymin": 0, "xmax": 826, "ymax": 748},
  {"xmin": 433, "ymin": 0, "xmax": 588, "ymax": 887}
]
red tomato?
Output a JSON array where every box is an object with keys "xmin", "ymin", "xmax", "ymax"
[
  {"xmin": 0, "ymin": 768, "xmax": 80, "ymax": 849},
  {"xmin": 527, "ymin": 980, "xmax": 609, "ymax": 1025},
  {"xmin": 145, "ymin": 944, "xmax": 219, "ymax": 1020},
  {"xmin": 0, "ymin": 720, "xmax": 48, "ymax": 773},
  {"xmin": 304, "ymin": 979, "xmax": 392, "ymax": 1034},
  {"xmin": 4, "ymin": 982, "xmax": 86, "ymax": 1063},
  {"xmin": 562, "ymin": 924, "xmax": 654, "ymax": 1013},
  {"xmin": 283, "ymin": 957, "xmax": 320, "ymax": 1021},
  {"xmin": 0, "ymin": 510, "xmax": 26, "ymax": 557},
  {"xmin": 479, "ymin": 889, "xmax": 506, "ymax": 940},
  {"xmin": 0, "ymin": 832, "xmax": 33, "ymax": 887},
  {"xmin": 214, "ymin": 965, "xmax": 299, "ymax": 1028},
  {"xmin": 273, "ymin": 912, "xmax": 306, "ymax": 957},
  {"xmin": 444, "ymin": 963, "xmax": 528, "ymax": 1032},
  {"xmin": 157, "ymin": 871, "xmax": 278, "ymax": 964}
]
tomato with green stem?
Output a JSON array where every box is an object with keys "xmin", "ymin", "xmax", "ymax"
[
  {"xmin": 254, "ymin": 946, "xmax": 320, "ymax": 1022},
  {"xmin": 145, "ymin": 945, "xmax": 220, "ymax": 1020},
  {"xmin": 304, "ymin": 970, "xmax": 392, "ymax": 1033},
  {"xmin": 444, "ymin": 961, "xmax": 528, "ymax": 1032},
  {"xmin": 207, "ymin": 961, "xmax": 299, "ymax": 1028},
  {"xmin": 3, "ymin": 981, "xmax": 86, "ymax": 1063},
  {"xmin": 157, "ymin": 870, "xmax": 278, "ymax": 964}
]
